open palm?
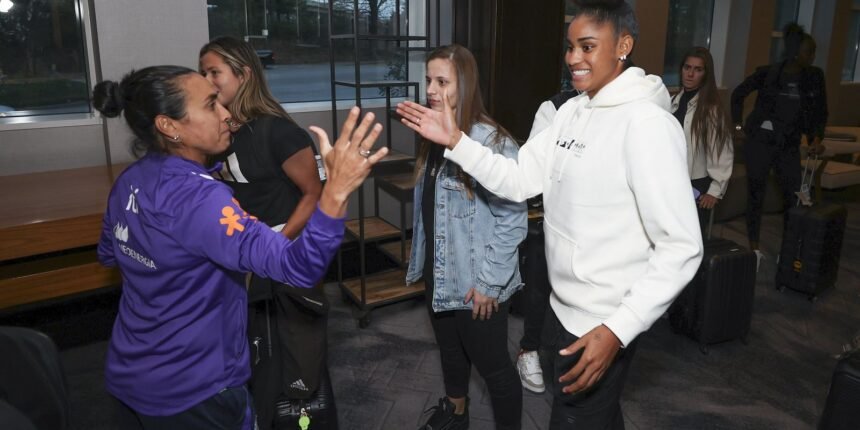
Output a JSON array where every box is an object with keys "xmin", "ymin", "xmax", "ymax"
[{"xmin": 396, "ymin": 89, "xmax": 460, "ymax": 148}]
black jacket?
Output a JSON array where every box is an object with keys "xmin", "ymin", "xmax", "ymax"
[{"xmin": 731, "ymin": 62, "xmax": 828, "ymax": 141}]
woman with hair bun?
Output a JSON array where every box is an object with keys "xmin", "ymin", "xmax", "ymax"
[
  {"xmin": 398, "ymin": 0, "xmax": 702, "ymax": 427},
  {"xmin": 93, "ymin": 65, "xmax": 385, "ymax": 429}
]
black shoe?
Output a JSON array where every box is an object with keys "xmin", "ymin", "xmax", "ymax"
[{"xmin": 418, "ymin": 397, "xmax": 469, "ymax": 430}]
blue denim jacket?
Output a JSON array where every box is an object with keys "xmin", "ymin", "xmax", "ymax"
[{"xmin": 406, "ymin": 123, "xmax": 527, "ymax": 312}]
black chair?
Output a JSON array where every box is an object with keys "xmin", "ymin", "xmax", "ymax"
[{"xmin": 0, "ymin": 326, "xmax": 69, "ymax": 430}]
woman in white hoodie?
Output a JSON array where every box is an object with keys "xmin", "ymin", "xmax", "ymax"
[
  {"xmin": 670, "ymin": 47, "xmax": 734, "ymax": 233},
  {"xmin": 397, "ymin": 0, "xmax": 702, "ymax": 428}
]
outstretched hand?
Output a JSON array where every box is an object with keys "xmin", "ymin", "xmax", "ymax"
[
  {"xmin": 396, "ymin": 89, "xmax": 461, "ymax": 149},
  {"xmin": 558, "ymin": 324, "xmax": 621, "ymax": 394},
  {"xmin": 308, "ymin": 107, "xmax": 388, "ymax": 218}
]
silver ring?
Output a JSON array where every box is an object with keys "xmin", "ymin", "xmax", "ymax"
[{"xmin": 359, "ymin": 149, "xmax": 372, "ymax": 158}]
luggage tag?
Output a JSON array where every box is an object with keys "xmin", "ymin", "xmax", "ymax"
[
  {"xmin": 298, "ymin": 408, "xmax": 311, "ymax": 430},
  {"xmin": 795, "ymin": 188, "xmax": 813, "ymax": 207}
]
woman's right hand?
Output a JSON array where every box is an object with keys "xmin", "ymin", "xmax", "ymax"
[{"xmin": 308, "ymin": 107, "xmax": 387, "ymax": 218}]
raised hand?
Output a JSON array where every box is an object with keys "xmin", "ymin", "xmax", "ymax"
[
  {"xmin": 396, "ymin": 89, "xmax": 461, "ymax": 149},
  {"xmin": 308, "ymin": 107, "xmax": 387, "ymax": 218}
]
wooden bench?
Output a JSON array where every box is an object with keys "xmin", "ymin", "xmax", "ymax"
[{"xmin": 0, "ymin": 164, "xmax": 128, "ymax": 312}]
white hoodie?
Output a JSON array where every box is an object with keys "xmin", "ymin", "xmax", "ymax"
[{"xmin": 445, "ymin": 67, "xmax": 703, "ymax": 347}]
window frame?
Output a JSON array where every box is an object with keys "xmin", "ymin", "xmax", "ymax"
[
  {"xmin": 0, "ymin": 0, "xmax": 102, "ymax": 131},
  {"xmin": 842, "ymin": 2, "xmax": 860, "ymax": 83},
  {"xmin": 662, "ymin": 0, "xmax": 717, "ymax": 89},
  {"xmin": 206, "ymin": 0, "xmax": 429, "ymax": 110}
]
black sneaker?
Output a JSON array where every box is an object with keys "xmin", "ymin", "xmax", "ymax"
[{"xmin": 418, "ymin": 397, "xmax": 469, "ymax": 430}]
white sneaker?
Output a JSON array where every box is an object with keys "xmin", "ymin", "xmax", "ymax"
[
  {"xmin": 754, "ymin": 250, "xmax": 766, "ymax": 272},
  {"xmin": 516, "ymin": 350, "xmax": 545, "ymax": 393}
]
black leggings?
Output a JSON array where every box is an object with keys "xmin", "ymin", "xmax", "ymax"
[
  {"xmin": 425, "ymin": 287, "xmax": 522, "ymax": 429},
  {"xmin": 691, "ymin": 176, "xmax": 712, "ymax": 236},
  {"xmin": 744, "ymin": 129, "xmax": 801, "ymax": 243}
]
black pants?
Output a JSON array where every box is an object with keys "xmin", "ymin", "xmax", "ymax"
[
  {"xmin": 691, "ymin": 176, "xmax": 712, "ymax": 236},
  {"xmin": 744, "ymin": 129, "xmax": 801, "ymax": 243},
  {"xmin": 114, "ymin": 386, "xmax": 254, "ymax": 430},
  {"xmin": 425, "ymin": 286, "xmax": 522, "ymax": 429},
  {"xmin": 520, "ymin": 224, "xmax": 551, "ymax": 352},
  {"xmin": 547, "ymin": 312, "xmax": 638, "ymax": 430}
]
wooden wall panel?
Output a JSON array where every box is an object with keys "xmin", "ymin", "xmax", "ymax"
[
  {"xmin": 634, "ymin": 0, "xmax": 670, "ymax": 75},
  {"xmin": 454, "ymin": 0, "xmax": 565, "ymax": 141}
]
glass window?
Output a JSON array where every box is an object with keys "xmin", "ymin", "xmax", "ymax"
[
  {"xmin": 769, "ymin": 0, "xmax": 800, "ymax": 63},
  {"xmin": 662, "ymin": 0, "xmax": 715, "ymax": 87},
  {"xmin": 207, "ymin": 0, "xmax": 417, "ymax": 104},
  {"xmin": 0, "ymin": 0, "xmax": 92, "ymax": 118},
  {"xmin": 842, "ymin": 1, "xmax": 860, "ymax": 82}
]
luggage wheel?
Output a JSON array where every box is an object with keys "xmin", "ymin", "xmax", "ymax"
[
  {"xmin": 357, "ymin": 313, "xmax": 371, "ymax": 329},
  {"xmin": 699, "ymin": 345, "xmax": 710, "ymax": 355}
]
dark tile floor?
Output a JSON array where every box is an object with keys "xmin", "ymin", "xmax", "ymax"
[{"xmin": 16, "ymin": 191, "xmax": 860, "ymax": 429}]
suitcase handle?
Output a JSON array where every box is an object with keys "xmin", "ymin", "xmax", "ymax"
[{"xmin": 797, "ymin": 153, "xmax": 819, "ymax": 207}]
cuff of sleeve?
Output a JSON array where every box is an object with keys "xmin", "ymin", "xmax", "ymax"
[
  {"xmin": 443, "ymin": 131, "xmax": 470, "ymax": 160},
  {"xmin": 602, "ymin": 304, "xmax": 647, "ymax": 348},
  {"xmin": 475, "ymin": 279, "xmax": 503, "ymax": 300},
  {"xmin": 706, "ymin": 183, "xmax": 724, "ymax": 199},
  {"xmin": 311, "ymin": 204, "xmax": 346, "ymax": 231}
]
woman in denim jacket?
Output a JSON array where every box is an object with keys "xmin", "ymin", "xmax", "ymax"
[{"xmin": 406, "ymin": 44, "xmax": 527, "ymax": 430}]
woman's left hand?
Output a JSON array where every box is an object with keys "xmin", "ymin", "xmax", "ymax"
[
  {"xmin": 396, "ymin": 89, "xmax": 461, "ymax": 149},
  {"xmin": 464, "ymin": 288, "xmax": 499, "ymax": 321},
  {"xmin": 698, "ymin": 194, "xmax": 719, "ymax": 209}
]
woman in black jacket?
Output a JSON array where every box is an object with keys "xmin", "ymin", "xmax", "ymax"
[{"xmin": 731, "ymin": 24, "xmax": 827, "ymax": 265}]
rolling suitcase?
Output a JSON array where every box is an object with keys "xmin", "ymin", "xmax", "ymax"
[
  {"xmin": 818, "ymin": 351, "xmax": 860, "ymax": 429},
  {"xmin": 669, "ymin": 237, "xmax": 757, "ymax": 353},
  {"xmin": 775, "ymin": 155, "xmax": 847, "ymax": 301}
]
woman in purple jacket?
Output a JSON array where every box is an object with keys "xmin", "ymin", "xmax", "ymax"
[{"xmin": 93, "ymin": 65, "xmax": 384, "ymax": 430}]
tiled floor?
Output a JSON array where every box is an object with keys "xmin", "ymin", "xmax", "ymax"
[{"xmin": 53, "ymin": 194, "xmax": 860, "ymax": 429}]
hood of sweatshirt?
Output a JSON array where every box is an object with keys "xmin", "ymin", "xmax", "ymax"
[{"xmin": 585, "ymin": 67, "xmax": 671, "ymax": 111}]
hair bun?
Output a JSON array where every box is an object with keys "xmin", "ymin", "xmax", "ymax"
[
  {"xmin": 574, "ymin": 0, "xmax": 626, "ymax": 9},
  {"xmin": 92, "ymin": 80, "xmax": 124, "ymax": 118}
]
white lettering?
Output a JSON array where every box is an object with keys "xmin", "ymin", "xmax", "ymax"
[{"xmin": 119, "ymin": 244, "xmax": 157, "ymax": 270}]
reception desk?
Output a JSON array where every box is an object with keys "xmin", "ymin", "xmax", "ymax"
[{"xmin": 0, "ymin": 164, "xmax": 127, "ymax": 311}]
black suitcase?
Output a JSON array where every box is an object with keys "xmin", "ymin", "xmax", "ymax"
[
  {"xmin": 819, "ymin": 351, "xmax": 860, "ymax": 429},
  {"xmin": 775, "ymin": 203, "xmax": 847, "ymax": 301},
  {"xmin": 669, "ymin": 238, "xmax": 757, "ymax": 354}
]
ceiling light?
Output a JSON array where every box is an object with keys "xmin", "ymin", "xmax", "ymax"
[{"xmin": 0, "ymin": 0, "xmax": 14, "ymax": 13}]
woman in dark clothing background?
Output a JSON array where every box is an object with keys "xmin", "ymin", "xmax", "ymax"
[{"xmin": 731, "ymin": 23, "xmax": 827, "ymax": 266}]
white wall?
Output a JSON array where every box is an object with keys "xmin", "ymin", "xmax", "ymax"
[{"xmin": 93, "ymin": 0, "xmax": 210, "ymax": 165}]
